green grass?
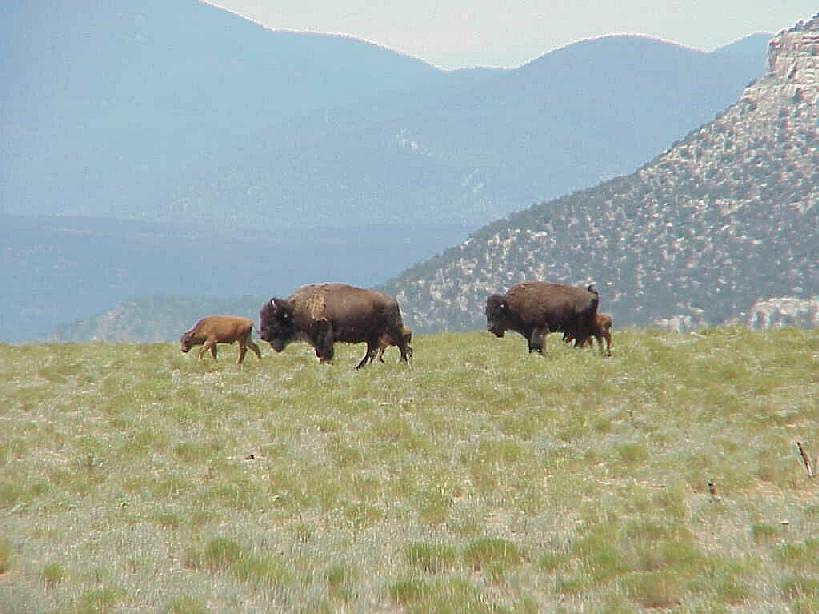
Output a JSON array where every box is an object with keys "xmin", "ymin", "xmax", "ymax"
[{"xmin": 0, "ymin": 327, "xmax": 817, "ymax": 611}]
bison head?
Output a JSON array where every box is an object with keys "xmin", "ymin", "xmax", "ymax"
[
  {"xmin": 485, "ymin": 294, "xmax": 510, "ymax": 337},
  {"xmin": 179, "ymin": 330, "xmax": 195, "ymax": 353},
  {"xmin": 259, "ymin": 298, "xmax": 296, "ymax": 352}
]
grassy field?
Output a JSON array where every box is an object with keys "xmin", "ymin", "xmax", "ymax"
[{"xmin": 1, "ymin": 328, "xmax": 817, "ymax": 613}]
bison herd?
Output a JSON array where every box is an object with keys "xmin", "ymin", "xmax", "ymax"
[{"xmin": 180, "ymin": 281, "xmax": 613, "ymax": 367}]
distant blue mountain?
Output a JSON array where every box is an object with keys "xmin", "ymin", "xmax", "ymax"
[
  {"xmin": 0, "ymin": 0, "xmax": 451, "ymax": 219},
  {"xmin": 1, "ymin": 1, "xmax": 767, "ymax": 225}
]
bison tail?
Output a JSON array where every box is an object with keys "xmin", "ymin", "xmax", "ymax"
[{"xmin": 586, "ymin": 284, "xmax": 599, "ymax": 311}]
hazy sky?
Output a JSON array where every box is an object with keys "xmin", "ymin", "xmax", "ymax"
[{"xmin": 206, "ymin": 1, "xmax": 816, "ymax": 69}]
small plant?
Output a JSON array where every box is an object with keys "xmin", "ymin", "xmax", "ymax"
[
  {"xmin": 555, "ymin": 573, "xmax": 592, "ymax": 595},
  {"xmin": 571, "ymin": 522, "xmax": 627, "ymax": 581},
  {"xmin": 0, "ymin": 539, "xmax": 12, "ymax": 574},
  {"xmin": 417, "ymin": 491, "xmax": 452, "ymax": 525},
  {"xmin": 615, "ymin": 442, "xmax": 649, "ymax": 464},
  {"xmin": 403, "ymin": 542, "xmax": 457, "ymax": 574},
  {"xmin": 325, "ymin": 563, "xmax": 356, "ymax": 601},
  {"xmin": 75, "ymin": 588, "xmax": 124, "ymax": 614},
  {"xmin": 232, "ymin": 554, "xmax": 290, "ymax": 590},
  {"xmin": 623, "ymin": 570, "xmax": 684, "ymax": 609},
  {"xmin": 777, "ymin": 538, "xmax": 819, "ymax": 570},
  {"xmin": 165, "ymin": 596, "xmax": 208, "ymax": 614},
  {"xmin": 536, "ymin": 551, "xmax": 567, "ymax": 572},
  {"xmin": 389, "ymin": 576, "xmax": 487, "ymax": 612},
  {"xmin": 41, "ymin": 562, "xmax": 64, "ymax": 587},
  {"xmin": 389, "ymin": 577, "xmax": 428, "ymax": 605},
  {"xmin": 463, "ymin": 537, "xmax": 522, "ymax": 572},
  {"xmin": 750, "ymin": 522, "xmax": 777, "ymax": 543},
  {"xmin": 202, "ymin": 537, "xmax": 244, "ymax": 571},
  {"xmin": 343, "ymin": 502, "xmax": 384, "ymax": 530},
  {"xmin": 781, "ymin": 575, "xmax": 819, "ymax": 601}
]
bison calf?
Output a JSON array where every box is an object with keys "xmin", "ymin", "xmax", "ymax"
[
  {"xmin": 180, "ymin": 316, "xmax": 261, "ymax": 364},
  {"xmin": 372, "ymin": 326, "xmax": 413, "ymax": 364},
  {"xmin": 564, "ymin": 313, "xmax": 613, "ymax": 356}
]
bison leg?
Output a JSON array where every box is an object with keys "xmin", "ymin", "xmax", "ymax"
[
  {"xmin": 394, "ymin": 330, "xmax": 411, "ymax": 363},
  {"xmin": 237, "ymin": 343, "xmax": 247, "ymax": 364},
  {"xmin": 600, "ymin": 332, "xmax": 612, "ymax": 356},
  {"xmin": 528, "ymin": 328, "xmax": 547, "ymax": 354},
  {"xmin": 317, "ymin": 343, "xmax": 334, "ymax": 362},
  {"xmin": 247, "ymin": 339, "xmax": 262, "ymax": 360},
  {"xmin": 200, "ymin": 340, "xmax": 217, "ymax": 360},
  {"xmin": 356, "ymin": 340, "xmax": 378, "ymax": 370},
  {"xmin": 381, "ymin": 320, "xmax": 410, "ymax": 364},
  {"xmin": 197, "ymin": 340, "xmax": 217, "ymax": 360},
  {"xmin": 355, "ymin": 351, "xmax": 369, "ymax": 369},
  {"xmin": 312, "ymin": 319, "xmax": 335, "ymax": 363}
]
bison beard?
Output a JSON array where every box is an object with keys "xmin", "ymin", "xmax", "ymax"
[
  {"xmin": 485, "ymin": 282, "xmax": 600, "ymax": 355},
  {"xmin": 259, "ymin": 283, "xmax": 411, "ymax": 369}
]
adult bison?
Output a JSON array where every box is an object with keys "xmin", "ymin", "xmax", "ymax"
[
  {"xmin": 485, "ymin": 282, "xmax": 599, "ymax": 354},
  {"xmin": 259, "ymin": 283, "xmax": 411, "ymax": 369}
]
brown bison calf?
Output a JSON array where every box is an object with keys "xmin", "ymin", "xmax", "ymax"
[
  {"xmin": 179, "ymin": 316, "xmax": 262, "ymax": 364},
  {"xmin": 372, "ymin": 326, "xmax": 413, "ymax": 364},
  {"xmin": 564, "ymin": 313, "xmax": 613, "ymax": 356}
]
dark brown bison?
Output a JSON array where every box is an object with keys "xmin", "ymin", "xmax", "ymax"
[
  {"xmin": 564, "ymin": 312, "xmax": 613, "ymax": 356},
  {"xmin": 259, "ymin": 283, "xmax": 411, "ymax": 369},
  {"xmin": 485, "ymin": 282, "xmax": 599, "ymax": 354},
  {"xmin": 180, "ymin": 316, "xmax": 262, "ymax": 363}
]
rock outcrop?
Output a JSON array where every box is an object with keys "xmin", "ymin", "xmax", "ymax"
[{"xmin": 747, "ymin": 296, "xmax": 819, "ymax": 330}]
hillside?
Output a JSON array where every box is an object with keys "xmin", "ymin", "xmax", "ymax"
[
  {"xmin": 385, "ymin": 15, "xmax": 818, "ymax": 332},
  {"xmin": 2, "ymin": 329, "xmax": 817, "ymax": 611}
]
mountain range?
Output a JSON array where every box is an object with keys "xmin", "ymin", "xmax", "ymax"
[
  {"xmin": 1, "ymin": 1, "xmax": 769, "ymax": 227},
  {"xmin": 1, "ymin": 0, "xmax": 775, "ymax": 340}
]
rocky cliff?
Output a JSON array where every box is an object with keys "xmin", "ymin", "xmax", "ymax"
[{"xmin": 385, "ymin": 14, "xmax": 818, "ymax": 332}]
